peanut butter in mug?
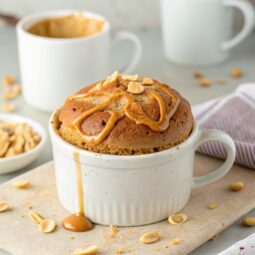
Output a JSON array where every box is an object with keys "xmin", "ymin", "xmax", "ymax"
[{"xmin": 27, "ymin": 14, "xmax": 105, "ymax": 38}]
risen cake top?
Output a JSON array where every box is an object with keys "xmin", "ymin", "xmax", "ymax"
[{"xmin": 56, "ymin": 72, "xmax": 193, "ymax": 155}]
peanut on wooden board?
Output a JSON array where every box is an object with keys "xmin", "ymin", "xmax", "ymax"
[
  {"xmin": 171, "ymin": 239, "xmax": 182, "ymax": 245},
  {"xmin": 0, "ymin": 202, "xmax": 9, "ymax": 212},
  {"xmin": 39, "ymin": 219, "xmax": 57, "ymax": 233},
  {"xmin": 12, "ymin": 180, "xmax": 30, "ymax": 189},
  {"xmin": 243, "ymin": 217, "xmax": 255, "ymax": 227},
  {"xmin": 208, "ymin": 202, "xmax": 217, "ymax": 209},
  {"xmin": 142, "ymin": 77, "xmax": 154, "ymax": 85},
  {"xmin": 28, "ymin": 211, "xmax": 43, "ymax": 224},
  {"xmin": 74, "ymin": 245, "xmax": 99, "ymax": 255},
  {"xmin": 108, "ymin": 225, "xmax": 118, "ymax": 238},
  {"xmin": 168, "ymin": 213, "xmax": 188, "ymax": 225},
  {"xmin": 229, "ymin": 182, "xmax": 244, "ymax": 191},
  {"xmin": 103, "ymin": 71, "xmax": 119, "ymax": 86},
  {"xmin": 139, "ymin": 231, "xmax": 161, "ymax": 244}
]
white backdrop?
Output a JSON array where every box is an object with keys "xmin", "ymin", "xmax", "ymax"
[
  {"xmin": 0, "ymin": 0, "xmax": 159, "ymax": 29},
  {"xmin": 0, "ymin": 0, "xmax": 254, "ymax": 30}
]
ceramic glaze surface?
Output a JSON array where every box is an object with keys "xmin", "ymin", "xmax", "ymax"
[{"xmin": 50, "ymin": 115, "xmax": 236, "ymax": 226}]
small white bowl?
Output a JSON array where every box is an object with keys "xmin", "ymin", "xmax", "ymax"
[{"xmin": 0, "ymin": 114, "xmax": 46, "ymax": 174}]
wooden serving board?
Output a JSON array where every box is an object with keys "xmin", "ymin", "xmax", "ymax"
[{"xmin": 0, "ymin": 155, "xmax": 255, "ymax": 255}]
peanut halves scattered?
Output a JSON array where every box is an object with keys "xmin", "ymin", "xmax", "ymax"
[
  {"xmin": 230, "ymin": 182, "xmax": 244, "ymax": 191},
  {"xmin": 74, "ymin": 245, "xmax": 99, "ymax": 255},
  {"xmin": 28, "ymin": 211, "xmax": 57, "ymax": 233},
  {"xmin": 168, "ymin": 213, "xmax": 188, "ymax": 225},
  {"xmin": 140, "ymin": 231, "xmax": 161, "ymax": 244},
  {"xmin": 12, "ymin": 180, "xmax": 30, "ymax": 189},
  {"xmin": 39, "ymin": 219, "xmax": 57, "ymax": 233},
  {"xmin": 0, "ymin": 202, "xmax": 9, "ymax": 212},
  {"xmin": 243, "ymin": 217, "xmax": 255, "ymax": 227}
]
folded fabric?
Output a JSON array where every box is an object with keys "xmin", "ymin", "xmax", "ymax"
[
  {"xmin": 217, "ymin": 232, "xmax": 255, "ymax": 255},
  {"xmin": 192, "ymin": 84, "xmax": 255, "ymax": 169}
]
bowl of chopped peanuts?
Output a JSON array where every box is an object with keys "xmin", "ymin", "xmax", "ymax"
[{"xmin": 0, "ymin": 114, "xmax": 46, "ymax": 174}]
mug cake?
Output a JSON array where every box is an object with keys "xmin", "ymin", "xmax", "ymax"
[
  {"xmin": 50, "ymin": 72, "xmax": 202, "ymax": 227},
  {"xmin": 54, "ymin": 72, "xmax": 193, "ymax": 155}
]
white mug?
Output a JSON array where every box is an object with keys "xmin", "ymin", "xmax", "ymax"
[
  {"xmin": 50, "ymin": 114, "xmax": 236, "ymax": 226},
  {"xmin": 160, "ymin": 0, "xmax": 255, "ymax": 65},
  {"xmin": 17, "ymin": 10, "xmax": 142, "ymax": 112}
]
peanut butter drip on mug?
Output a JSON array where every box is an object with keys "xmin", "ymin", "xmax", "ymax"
[
  {"xmin": 62, "ymin": 151, "xmax": 93, "ymax": 232},
  {"xmin": 66, "ymin": 72, "xmax": 181, "ymax": 146}
]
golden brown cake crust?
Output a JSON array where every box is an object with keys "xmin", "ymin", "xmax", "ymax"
[{"xmin": 55, "ymin": 74, "xmax": 193, "ymax": 155}]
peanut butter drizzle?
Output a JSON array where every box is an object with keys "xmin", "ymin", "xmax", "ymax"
[
  {"xmin": 65, "ymin": 73, "xmax": 180, "ymax": 146},
  {"xmin": 62, "ymin": 151, "xmax": 93, "ymax": 232}
]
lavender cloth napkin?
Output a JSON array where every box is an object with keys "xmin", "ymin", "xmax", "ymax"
[
  {"xmin": 217, "ymin": 233, "xmax": 255, "ymax": 255},
  {"xmin": 192, "ymin": 84, "xmax": 255, "ymax": 169}
]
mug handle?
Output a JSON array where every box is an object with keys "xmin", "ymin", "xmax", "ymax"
[
  {"xmin": 111, "ymin": 31, "xmax": 142, "ymax": 74},
  {"xmin": 221, "ymin": 0, "xmax": 255, "ymax": 51},
  {"xmin": 192, "ymin": 129, "xmax": 236, "ymax": 189}
]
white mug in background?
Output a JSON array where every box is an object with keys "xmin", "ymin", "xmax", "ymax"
[
  {"xmin": 17, "ymin": 10, "xmax": 142, "ymax": 112},
  {"xmin": 160, "ymin": 0, "xmax": 255, "ymax": 66}
]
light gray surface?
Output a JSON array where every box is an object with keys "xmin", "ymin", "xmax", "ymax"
[{"xmin": 0, "ymin": 25, "xmax": 255, "ymax": 255}]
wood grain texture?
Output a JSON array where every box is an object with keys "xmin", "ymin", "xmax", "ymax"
[{"xmin": 0, "ymin": 154, "xmax": 254, "ymax": 255}]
